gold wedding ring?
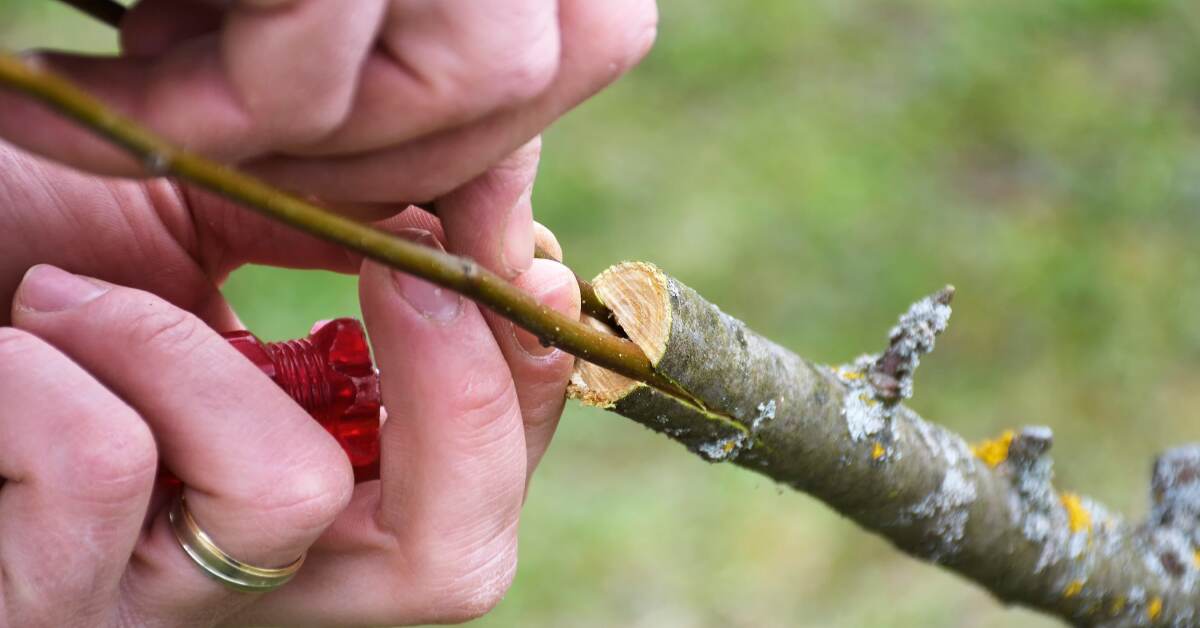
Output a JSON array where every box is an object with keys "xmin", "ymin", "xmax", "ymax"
[{"xmin": 168, "ymin": 493, "xmax": 305, "ymax": 593}]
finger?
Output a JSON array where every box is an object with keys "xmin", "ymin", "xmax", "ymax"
[
  {"xmin": 436, "ymin": 137, "xmax": 540, "ymax": 280},
  {"xmin": 179, "ymin": 185, "xmax": 375, "ymax": 278},
  {"xmin": 0, "ymin": 328, "xmax": 157, "ymax": 627},
  {"xmin": 0, "ymin": 145, "xmax": 364, "ymax": 332},
  {"xmin": 286, "ymin": 0, "xmax": 560, "ymax": 156},
  {"xmin": 0, "ymin": 1, "xmax": 387, "ymax": 174},
  {"xmin": 0, "ymin": 146, "xmax": 214, "ymax": 324},
  {"xmin": 479, "ymin": 258, "xmax": 580, "ymax": 477},
  {"xmin": 533, "ymin": 220, "xmax": 563, "ymax": 262},
  {"xmin": 11, "ymin": 266, "xmax": 353, "ymax": 619},
  {"xmin": 359, "ymin": 233, "xmax": 526, "ymax": 584},
  {"xmin": 229, "ymin": 202, "xmax": 447, "ymax": 278},
  {"xmin": 119, "ymin": 0, "xmax": 223, "ymax": 57},
  {"xmin": 245, "ymin": 0, "xmax": 661, "ymax": 203}
]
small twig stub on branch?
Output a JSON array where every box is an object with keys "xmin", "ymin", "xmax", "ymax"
[{"xmin": 868, "ymin": 285, "xmax": 955, "ymax": 403}]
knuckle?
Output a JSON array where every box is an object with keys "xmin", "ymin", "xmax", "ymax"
[
  {"xmin": 491, "ymin": 47, "xmax": 560, "ymax": 104},
  {"xmin": 125, "ymin": 303, "xmax": 209, "ymax": 354},
  {"xmin": 596, "ymin": 0, "xmax": 659, "ymax": 81},
  {"xmin": 0, "ymin": 327, "xmax": 41, "ymax": 362},
  {"xmin": 0, "ymin": 330, "xmax": 158, "ymax": 501},
  {"xmin": 439, "ymin": 36, "xmax": 560, "ymax": 110},
  {"xmin": 454, "ymin": 369, "xmax": 521, "ymax": 433},
  {"xmin": 256, "ymin": 457, "xmax": 354, "ymax": 536},
  {"xmin": 262, "ymin": 97, "xmax": 350, "ymax": 147},
  {"xmin": 237, "ymin": 83, "xmax": 352, "ymax": 147},
  {"xmin": 0, "ymin": 331, "xmax": 158, "ymax": 504},
  {"xmin": 72, "ymin": 411, "xmax": 158, "ymax": 502}
]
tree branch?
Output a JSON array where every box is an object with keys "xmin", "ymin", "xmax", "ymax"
[
  {"xmin": 1, "ymin": 43, "xmax": 1197, "ymax": 627},
  {"xmin": 569, "ymin": 262, "xmax": 1199, "ymax": 627}
]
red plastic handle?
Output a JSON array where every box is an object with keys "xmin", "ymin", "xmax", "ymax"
[{"xmin": 223, "ymin": 319, "xmax": 382, "ymax": 482}]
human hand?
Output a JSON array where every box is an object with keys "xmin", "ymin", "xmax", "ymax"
[
  {"xmin": 0, "ymin": 0, "xmax": 655, "ymax": 285},
  {"xmin": 0, "ymin": 139, "xmax": 581, "ymax": 625},
  {"xmin": 0, "ymin": 0, "xmax": 658, "ymax": 202}
]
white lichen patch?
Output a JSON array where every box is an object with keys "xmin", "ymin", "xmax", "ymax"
[
  {"xmin": 1009, "ymin": 455, "xmax": 1067, "ymax": 573},
  {"xmin": 1151, "ymin": 447, "xmax": 1200, "ymax": 529},
  {"xmin": 889, "ymin": 411, "xmax": 980, "ymax": 560},
  {"xmin": 697, "ymin": 432, "xmax": 748, "ymax": 462},
  {"xmin": 845, "ymin": 389, "xmax": 888, "ymax": 441},
  {"xmin": 1143, "ymin": 525, "xmax": 1200, "ymax": 594},
  {"xmin": 694, "ymin": 399, "xmax": 776, "ymax": 463},
  {"xmin": 662, "ymin": 426, "xmax": 693, "ymax": 439},
  {"xmin": 909, "ymin": 411, "xmax": 965, "ymax": 466},
  {"xmin": 835, "ymin": 357, "xmax": 893, "ymax": 443},
  {"xmin": 908, "ymin": 466, "xmax": 978, "ymax": 560},
  {"xmin": 751, "ymin": 399, "xmax": 777, "ymax": 435}
]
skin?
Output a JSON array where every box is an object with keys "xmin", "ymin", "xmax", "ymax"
[{"xmin": 0, "ymin": 0, "xmax": 657, "ymax": 625}]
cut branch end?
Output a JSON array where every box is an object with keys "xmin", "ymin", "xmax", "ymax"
[{"xmin": 569, "ymin": 262, "xmax": 672, "ymax": 406}]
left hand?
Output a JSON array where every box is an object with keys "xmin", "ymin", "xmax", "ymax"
[{"xmin": 0, "ymin": 136, "xmax": 580, "ymax": 625}]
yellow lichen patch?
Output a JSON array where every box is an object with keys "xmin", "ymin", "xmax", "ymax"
[
  {"xmin": 1194, "ymin": 550, "xmax": 1200, "ymax": 570},
  {"xmin": 871, "ymin": 442, "xmax": 886, "ymax": 461},
  {"xmin": 722, "ymin": 440, "xmax": 737, "ymax": 454},
  {"xmin": 1108, "ymin": 596, "xmax": 1125, "ymax": 616},
  {"xmin": 841, "ymin": 369, "xmax": 864, "ymax": 380},
  {"xmin": 971, "ymin": 430, "xmax": 1015, "ymax": 468},
  {"xmin": 1147, "ymin": 596, "xmax": 1162, "ymax": 621},
  {"xmin": 856, "ymin": 392, "xmax": 879, "ymax": 407},
  {"xmin": 1060, "ymin": 492, "xmax": 1093, "ymax": 534},
  {"xmin": 1063, "ymin": 580, "xmax": 1084, "ymax": 598}
]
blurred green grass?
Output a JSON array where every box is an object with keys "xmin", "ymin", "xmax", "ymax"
[{"xmin": 5, "ymin": 1, "xmax": 1200, "ymax": 626}]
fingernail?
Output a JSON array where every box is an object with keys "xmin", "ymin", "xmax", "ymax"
[
  {"xmin": 532, "ymin": 222, "xmax": 563, "ymax": 262},
  {"xmin": 392, "ymin": 229, "xmax": 463, "ymax": 323},
  {"xmin": 15, "ymin": 265, "xmax": 109, "ymax": 312},
  {"xmin": 513, "ymin": 271, "xmax": 573, "ymax": 358},
  {"xmin": 501, "ymin": 183, "xmax": 535, "ymax": 276}
]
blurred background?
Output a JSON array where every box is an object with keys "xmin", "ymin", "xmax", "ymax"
[{"xmin": 4, "ymin": 1, "xmax": 1200, "ymax": 625}]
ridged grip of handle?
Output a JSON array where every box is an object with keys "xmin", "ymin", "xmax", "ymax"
[{"xmin": 224, "ymin": 319, "xmax": 382, "ymax": 482}]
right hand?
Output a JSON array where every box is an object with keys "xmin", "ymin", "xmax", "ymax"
[{"xmin": 0, "ymin": 0, "xmax": 658, "ymax": 207}]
